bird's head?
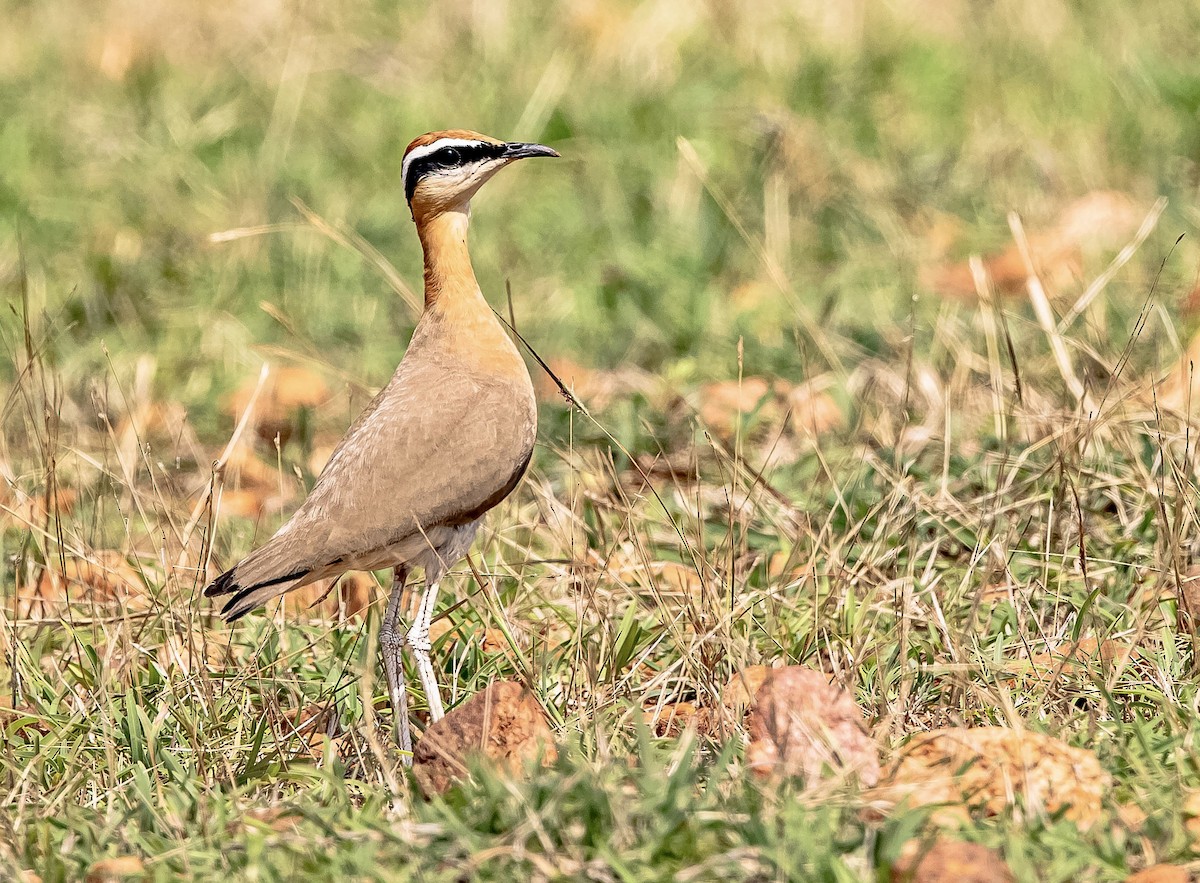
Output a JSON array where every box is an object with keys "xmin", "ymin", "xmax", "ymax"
[{"xmin": 401, "ymin": 129, "xmax": 559, "ymax": 222}]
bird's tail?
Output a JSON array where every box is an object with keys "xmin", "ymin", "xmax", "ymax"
[{"xmin": 203, "ymin": 544, "xmax": 317, "ymax": 621}]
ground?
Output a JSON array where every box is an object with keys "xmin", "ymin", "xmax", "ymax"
[{"xmin": 3, "ymin": 0, "xmax": 1200, "ymax": 880}]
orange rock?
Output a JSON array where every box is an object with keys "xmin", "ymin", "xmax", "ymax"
[
  {"xmin": 785, "ymin": 383, "xmax": 844, "ymax": 438},
  {"xmin": 1182, "ymin": 789, "xmax": 1200, "ymax": 842},
  {"xmin": 0, "ymin": 703, "xmax": 52, "ymax": 737},
  {"xmin": 697, "ymin": 377, "xmax": 774, "ymax": 435},
  {"xmin": 1115, "ymin": 801, "xmax": 1148, "ymax": 833},
  {"xmin": 1065, "ymin": 637, "xmax": 1134, "ymax": 666},
  {"xmin": 48, "ymin": 486, "xmax": 77, "ymax": 515},
  {"xmin": 632, "ymin": 450, "xmax": 699, "ymax": 482},
  {"xmin": 885, "ymin": 727, "xmax": 1109, "ymax": 829},
  {"xmin": 427, "ymin": 617, "xmax": 459, "ymax": 644},
  {"xmin": 1157, "ymin": 332, "xmax": 1200, "ymax": 417},
  {"xmin": 1125, "ymin": 865, "xmax": 1189, "ymax": 883},
  {"xmin": 1014, "ymin": 637, "xmax": 1137, "ymax": 688},
  {"xmin": 20, "ymin": 551, "xmax": 147, "ymax": 618},
  {"xmin": 891, "ymin": 838, "xmax": 1013, "ymax": 883},
  {"xmin": 243, "ymin": 806, "xmax": 302, "ymax": 833},
  {"xmin": 729, "ymin": 279, "xmax": 777, "ymax": 311},
  {"xmin": 604, "ymin": 554, "xmax": 705, "ymax": 605},
  {"xmin": 534, "ymin": 356, "xmax": 596, "ymax": 404},
  {"xmin": 645, "ymin": 702, "xmax": 712, "ymax": 738},
  {"xmin": 923, "ymin": 191, "xmax": 1141, "ymax": 302},
  {"xmin": 155, "ymin": 632, "xmax": 226, "ymax": 675},
  {"xmin": 413, "ymin": 681, "xmax": 556, "ymax": 797},
  {"xmin": 307, "ymin": 438, "xmax": 339, "ymax": 476},
  {"xmin": 85, "ymin": 856, "xmax": 145, "ymax": 882},
  {"xmin": 653, "ymin": 561, "xmax": 704, "ymax": 600},
  {"xmin": 272, "ymin": 366, "xmax": 330, "ymax": 410},
  {"xmin": 923, "ymin": 237, "xmax": 1068, "ymax": 300},
  {"xmin": 422, "ymin": 618, "xmax": 505, "ymax": 653},
  {"xmin": 217, "ymin": 488, "xmax": 266, "ymax": 520},
  {"xmin": 223, "ymin": 443, "xmax": 281, "ymax": 489},
  {"xmin": 286, "ymin": 571, "xmax": 375, "ymax": 621},
  {"xmin": 115, "ymin": 400, "xmax": 191, "ymax": 448},
  {"xmin": 745, "ymin": 666, "xmax": 879, "ymax": 786},
  {"xmin": 273, "ymin": 702, "xmax": 340, "ymax": 761},
  {"xmin": 532, "ymin": 356, "xmax": 650, "ymax": 411},
  {"xmin": 721, "ymin": 665, "xmax": 771, "ymax": 716},
  {"xmin": 1054, "ymin": 190, "xmax": 1142, "ymax": 255},
  {"xmin": 7, "ymin": 485, "xmax": 79, "ymax": 528},
  {"xmin": 767, "ymin": 551, "xmax": 792, "ymax": 578},
  {"xmin": 227, "ymin": 366, "xmax": 330, "ymax": 447},
  {"xmin": 481, "ymin": 628, "xmax": 507, "ymax": 654}
]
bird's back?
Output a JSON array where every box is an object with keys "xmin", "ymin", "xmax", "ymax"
[{"xmin": 209, "ymin": 304, "xmax": 535, "ymax": 618}]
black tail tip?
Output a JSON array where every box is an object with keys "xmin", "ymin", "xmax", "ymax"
[
  {"xmin": 221, "ymin": 600, "xmax": 251, "ymax": 622},
  {"xmin": 203, "ymin": 568, "xmax": 239, "ymax": 599}
]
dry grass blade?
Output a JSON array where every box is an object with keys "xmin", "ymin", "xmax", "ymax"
[
  {"xmin": 675, "ymin": 135, "xmax": 843, "ymax": 372},
  {"xmin": 1007, "ymin": 211, "xmax": 1093, "ymax": 412},
  {"xmin": 290, "ymin": 197, "xmax": 422, "ymax": 315},
  {"xmin": 207, "ymin": 222, "xmax": 308, "ymax": 243},
  {"xmin": 1057, "ymin": 196, "xmax": 1168, "ymax": 331}
]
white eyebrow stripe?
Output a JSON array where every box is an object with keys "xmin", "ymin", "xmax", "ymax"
[{"xmin": 401, "ymin": 138, "xmax": 492, "ymax": 190}]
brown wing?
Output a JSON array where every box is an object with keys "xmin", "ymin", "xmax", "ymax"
[
  {"xmin": 288, "ymin": 358, "xmax": 534, "ymax": 569},
  {"xmin": 211, "ymin": 355, "xmax": 534, "ymax": 607}
]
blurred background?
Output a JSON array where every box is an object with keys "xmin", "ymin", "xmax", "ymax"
[
  {"xmin": 4, "ymin": 0, "xmax": 1197, "ymax": 439},
  {"xmin": 7, "ymin": 3, "xmax": 1200, "ymax": 877}
]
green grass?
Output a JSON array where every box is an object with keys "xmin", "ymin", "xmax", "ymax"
[{"xmin": 4, "ymin": 0, "xmax": 1200, "ymax": 879}]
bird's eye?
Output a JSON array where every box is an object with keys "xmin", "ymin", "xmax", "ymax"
[{"xmin": 440, "ymin": 147, "xmax": 461, "ymax": 164}]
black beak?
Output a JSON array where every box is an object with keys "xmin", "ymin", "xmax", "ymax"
[{"xmin": 502, "ymin": 142, "xmax": 560, "ymax": 160}]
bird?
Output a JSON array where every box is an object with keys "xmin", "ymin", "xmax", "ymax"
[{"xmin": 204, "ymin": 129, "xmax": 559, "ymax": 761}]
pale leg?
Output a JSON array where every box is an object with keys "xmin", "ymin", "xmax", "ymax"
[
  {"xmin": 406, "ymin": 579, "xmax": 445, "ymax": 721},
  {"xmin": 380, "ymin": 567, "xmax": 412, "ymax": 762}
]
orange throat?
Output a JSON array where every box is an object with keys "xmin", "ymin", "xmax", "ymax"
[
  {"xmin": 413, "ymin": 205, "xmax": 526, "ymax": 379},
  {"xmin": 417, "ymin": 208, "xmax": 478, "ymax": 310}
]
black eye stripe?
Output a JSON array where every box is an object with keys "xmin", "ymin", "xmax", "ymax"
[
  {"xmin": 437, "ymin": 143, "xmax": 504, "ymax": 166},
  {"xmin": 404, "ymin": 142, "xmax": 508, "ymax": 202}
]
